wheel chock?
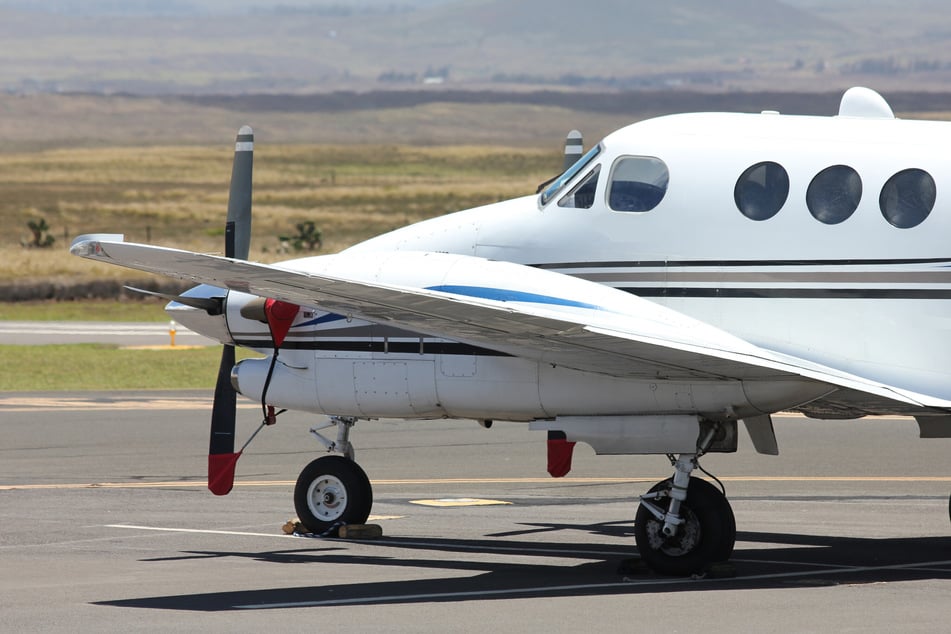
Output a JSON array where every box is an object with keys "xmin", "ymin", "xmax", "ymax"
[
  {"xmin": 281, "ymin": 519, "xmax": 383, "ymax": 539},
  {"xmin": 337, "ymin": 524, "xmax": 383, "ymax": 540},
  {"xmin": 282, "ymin": 518, "xmax": 305, "ymax": 535}
]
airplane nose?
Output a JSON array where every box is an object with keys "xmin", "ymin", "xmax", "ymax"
[{"xmin": 164, "ymin": 284, "xmax": 233, "ymax": 344}]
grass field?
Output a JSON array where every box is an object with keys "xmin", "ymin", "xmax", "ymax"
[
  {"xmin": 1, "ymin": 142, "xmax": 562, "ymax": 283},
  {"xmin": 0, "ymin": 344, "xmax": 260, "ymax": 391},
  {"xmin": 0, "ymin": 299, "xmax": 169, "ymax": 322}
]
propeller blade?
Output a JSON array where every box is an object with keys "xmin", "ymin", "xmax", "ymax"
[
  {"xmin": 208, "ymin": 125, "xmax": 254, "ymax": 495},
  {"xmin": 208, "ymin": 343, "xmax": 238, "ymax": 495},
  {"xmin": 226, "ymin": 125, "xmax": 254, "ymax": 260},
  {"xmin": 209, "ymin": 451, "xmax": 242, "ymax": 496},
  {"xmin": 563, "ymin": 129, "xmax": 583, "ymax": 171}
]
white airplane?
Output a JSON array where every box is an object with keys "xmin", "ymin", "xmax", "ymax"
[{"xmin": 71, "ymin": 86, "xmax": 951, "ymax": 576}]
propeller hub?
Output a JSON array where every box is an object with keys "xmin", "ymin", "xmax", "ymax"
[{"xmin": 164, "ymin": 284, "xmax": 233, "ymax": 344}]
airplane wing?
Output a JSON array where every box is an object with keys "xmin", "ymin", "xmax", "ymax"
[{"xmin": 71, "ymin": 235, "xmax": 951, "ymax": 415}]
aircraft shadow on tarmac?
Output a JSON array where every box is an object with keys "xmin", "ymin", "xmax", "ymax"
[{"xmin": 94, "ymin": 525, "xmax": 951, "ymax": 611}]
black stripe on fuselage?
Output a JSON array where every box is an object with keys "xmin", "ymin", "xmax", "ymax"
[
  {"xmin": 234, "ymin": 339, "xmax": 512, "ymax": 356},
  {"xmin": 625, "ymin": 287, "xmax": 951, "ymax": 299},
  {"xmin": 533, "ymin": 259, "xmax": 951, "ymax": 299},
  {"xmin": 533, "ymin": 258, "xmax": 951, "ymax": 269}
]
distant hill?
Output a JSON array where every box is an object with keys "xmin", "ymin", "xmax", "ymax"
[
  {"xmin": 380, "ymin": 0, "xmax": 843, "ymax": 81},
  {"xmin": 0, "ymin": 0, "xmax": 950, "ymax": 94}
]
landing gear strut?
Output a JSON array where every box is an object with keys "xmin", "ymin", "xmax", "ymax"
[
  {"xmin": 293, "ymin": 416, "xmax": 373, "ymax": 534},
  {"xmin": 634, "ymin": 453, "xmax": 736, "ymax": 576}
]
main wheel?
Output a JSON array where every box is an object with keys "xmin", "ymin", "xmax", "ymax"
[
  {"xmin": 294, "ymin": 455, "xmax": 373, "ymax": 535},
  {"xmin": 634, "ymin": 476, "xmax": 736, "ymax": 576}
]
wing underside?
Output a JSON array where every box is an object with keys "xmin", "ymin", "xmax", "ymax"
[{"xmin": 70, "ymin": 236, "xmax": 951, "ymax": 417}]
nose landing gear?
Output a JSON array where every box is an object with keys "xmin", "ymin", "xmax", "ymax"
[{"xmin": 293, "ymin": 416, "xmax": 372, "ymax": 535}]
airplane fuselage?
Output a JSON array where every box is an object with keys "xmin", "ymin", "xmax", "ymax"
[{"xmin": 209, "ymin": 93, "xmax": 951, "ymax": 424}]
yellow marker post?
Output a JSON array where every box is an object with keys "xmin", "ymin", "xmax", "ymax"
[{"xmin": 169, "ymin": 320, "xmax": 177, "ymax": 347}]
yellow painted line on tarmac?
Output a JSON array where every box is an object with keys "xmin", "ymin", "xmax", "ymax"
[
  {"xmin": 367, "ymin": 515, "xmax": 404, "ymax": 521},
  {"xmin": 4, "ymin": 475, "xmax": 951, "ymax": 492},
  {"xmin": 121, "ymin": 345, "xmax": 208, "ymax": 350},
  {"xmin": 1, "ymin": 481, "xmax": 220, "ymax": 490},
  {"xmin": 717, "ymin": 476, "xmax": 951, "ymax": 482},
  {"xmin": 0, "ymin": 478, "xmax": 634, "ymax": 491},
  {"xmin": 0, "ymin": 396, "xmax": 257, "ymax": 412}
]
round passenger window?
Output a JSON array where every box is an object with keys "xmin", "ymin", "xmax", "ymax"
[
  {"xmin": 608, "ymin": 156, "xmax": 669, "ymax": 212},
  {"xmin": 880, "ymin": 168, "xmax": 936, "ymax": 229},
  {"xmin": 734, "ymin": 161, "xmax": 789, "ymax": 221},
  {"xmin": 807, "ymin": 165, "xmax": 862, "ymax": 225}
]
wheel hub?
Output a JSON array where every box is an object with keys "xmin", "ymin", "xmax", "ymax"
[
  {"xmin": 307, "ymin": 475, "xmax": 347, "ymax": 521},
  {"xmin": 645, "ymin": 505, "xmax": 701, "ymax": 556}
]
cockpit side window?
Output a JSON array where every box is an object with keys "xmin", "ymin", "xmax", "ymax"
[
  {"xmin": 608, "ymin": 156, "xmax": 669, "ymax": 212},
  {"xmin": 540, "ymin": 144, "xmax": 602, "ymax": 206},
  {"xmin": 558, "ymin": 165, "xmax": 600, "ymax": 209}
]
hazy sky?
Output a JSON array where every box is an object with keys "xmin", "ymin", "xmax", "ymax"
[{"xmin": 0, "ymin": 0, "xmax": 455, "ymax": 15}]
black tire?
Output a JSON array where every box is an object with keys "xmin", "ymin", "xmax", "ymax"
[
  {"xmin": 294, "ymin": 455, "xmax": 373, "ymax": 534},
  {"xmin": 634, "ymin": 476, "xmax": 736, "ymax": 576}
]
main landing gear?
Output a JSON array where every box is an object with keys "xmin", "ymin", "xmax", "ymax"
[
  {"xmin": 293, "ymin": 416, "xmax": 373, "ymax": 534},
  {"xmin": 634, "ymin": 454, "xmax": 736, "ymax": 576}
]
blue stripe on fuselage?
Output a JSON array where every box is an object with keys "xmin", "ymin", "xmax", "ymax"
[
  {"xmin": 296, "ymin": 313, "xmax": 347, "ymax": 328},
  {"xmin": 427, "ymin": 285, "xmax": 601, "ymax": 310}
]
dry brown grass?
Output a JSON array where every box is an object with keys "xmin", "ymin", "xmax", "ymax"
[{"xmin": 1, "ymin": 143, "xmax": 561, "ymax": 283}]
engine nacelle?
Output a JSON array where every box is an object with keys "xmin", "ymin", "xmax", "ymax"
[{"xmin": 231, "ymin": 348, "xmax": 830, "ymax": 424}]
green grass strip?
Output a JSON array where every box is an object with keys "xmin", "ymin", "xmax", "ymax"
[
  {"xmin": 0, "ymin": 300, "xmax": 169, "ymax": 322},
  {"xmin": 0, "ymin": 344, "xmax": 242, "ymax": 391}
]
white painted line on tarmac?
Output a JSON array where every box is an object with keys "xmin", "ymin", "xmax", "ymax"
[
  {"xmin": 0, "ymin": 322, "xmax": 204, "ymax": 336},
  {"xmin": 410, "ymin": 498, "xmax": 513, "ymax": 507},
  {"xmin": 102, "ymin": 524, "xmax": 623, "ymax": 555},
  {"xmin": 106, "ymin": 524, "xmax": 295, "ymax": 538},
  {"xmin": 104, "ymin": 519, "xmax": 400, "ymax": 538}
]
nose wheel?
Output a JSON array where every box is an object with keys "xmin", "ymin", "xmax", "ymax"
[{"xmin": 294, "ymin": 455, "xmax": 373, "ymax": 534}]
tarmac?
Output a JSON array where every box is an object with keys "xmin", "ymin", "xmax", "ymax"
[{"xmin": 2, "ymin": 390, "xmax": 951, "ymax": 632}]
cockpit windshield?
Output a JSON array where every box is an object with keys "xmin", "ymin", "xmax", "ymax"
[{"xmin": 540, "ymin": 144, "xmax": 602, "ymax": 206}]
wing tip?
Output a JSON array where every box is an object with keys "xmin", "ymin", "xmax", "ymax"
[{"xmin": 69, "ymin": 233, "xmax": 125, "ymax": 257}]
